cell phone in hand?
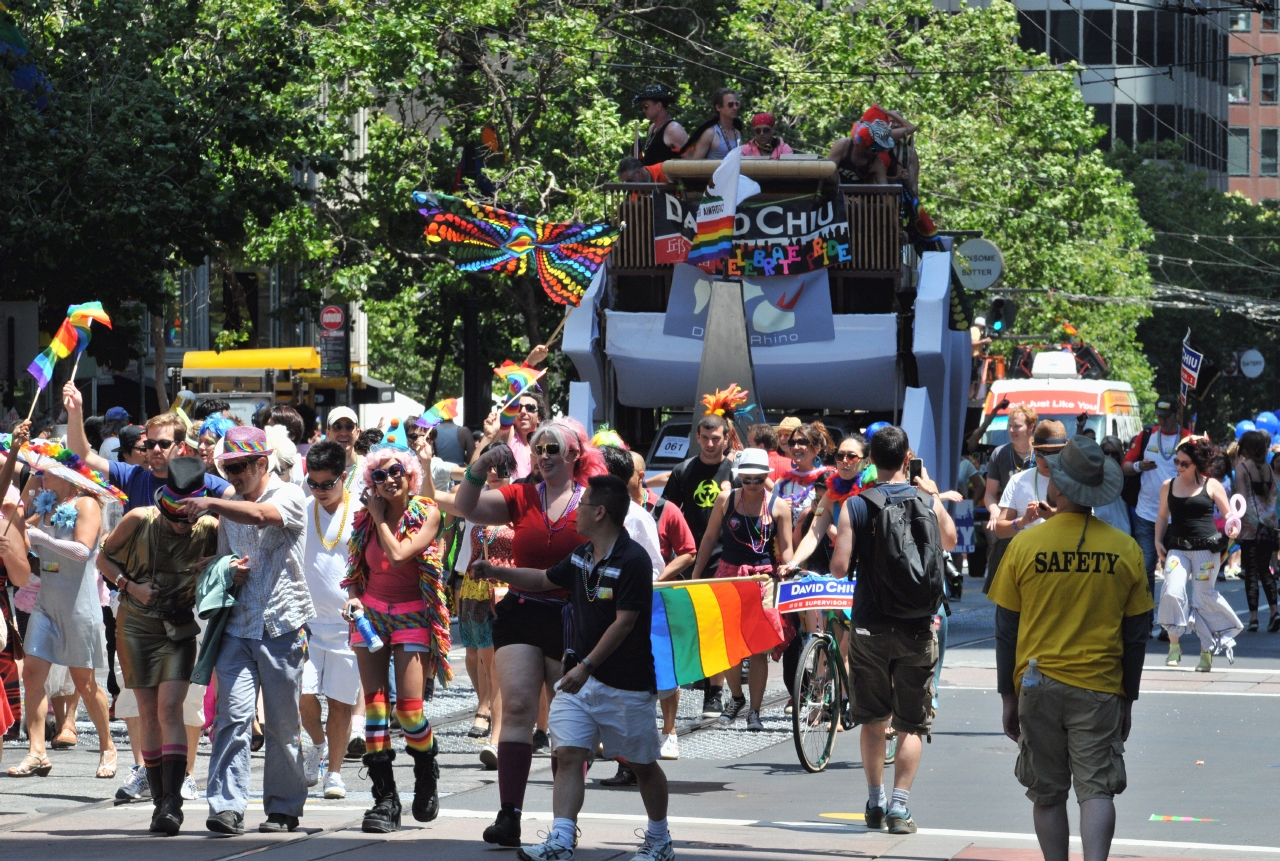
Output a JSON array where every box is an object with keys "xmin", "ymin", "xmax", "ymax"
[{"xmin": 908, "ymin": 457, "xmax": 923, "ymax": 483}]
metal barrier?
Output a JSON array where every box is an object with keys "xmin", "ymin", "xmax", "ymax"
[{"xmin": 602, "ymin": 183, "xmax": 902, "ymax": 276}]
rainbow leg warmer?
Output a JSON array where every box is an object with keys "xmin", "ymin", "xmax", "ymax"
[
  {"xmin": 365, "ymin": 691, "xmax": 391, "ymax": 754},
  {"xmin": 395, "ymin": 698, "xmax": 433, "ymax": 753}
]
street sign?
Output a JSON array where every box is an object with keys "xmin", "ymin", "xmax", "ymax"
[
  {"xmin": 952, "ymin": 238, "xmax": 1004, "ymax": 291},
  {"xmin": 317, "ymin": 304, "xmax": 348, "ymax": 378},
  {"xmin": 777, "ymin": 575, "xmax": 856, "ymax": 614},
  {"xmin": 1240, "ymin": 349, "xmax": 1265, "ymax": 379}
]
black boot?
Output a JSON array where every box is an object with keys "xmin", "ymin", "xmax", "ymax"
[
  {"xmin": 146, "ymin": 764, "xmax": 165, "ymax": 833},
  {"xmin": 361, "ymin": 750, "xmax": 401, "ymax": 833},
  {"xmin": 154, "ymin": 758, "xmax": 186, "ymax": 835},
  {"xmin": 482, "ymin": 803, "xmax": 522, "ymax": 847},
  {"xmin": 407, "ymin": 742, "xmax": 439, "ymax": 822}
]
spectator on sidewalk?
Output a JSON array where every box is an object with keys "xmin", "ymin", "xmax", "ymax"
[
  {"xmin": 989, "ymin": 437, "xmax": 1151, "ymax": 861},
  {"xmin": 831, "ymin": 425, "xmax": 956, "ymax": 835},
  {"xmin": 473, "ymin": 475, "xmax": 673, "ymax": 861},
  {"xmin": 182, "ymin": 427, "xmax": 313, "ymax": 836}
]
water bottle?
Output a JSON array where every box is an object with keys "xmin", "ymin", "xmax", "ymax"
[
  {"xmin": 351, "ymin": 609, "xmax": 385, "ymax": 653},
  {"xmin": 1022, "ymin": 658, "xmax": 1042, "ymax": 688}
]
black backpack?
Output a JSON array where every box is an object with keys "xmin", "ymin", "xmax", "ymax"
[
  {"xmin": 860, "ymin": 487, "xmax": 946, "ymax": 619},
  {"xmin": 1120, "ymin": 427, "xmax": 1151, "ymax": 509}
]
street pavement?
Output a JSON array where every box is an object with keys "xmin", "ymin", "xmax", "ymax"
[{"xmin": 3, "ymin": 575, "xmax": 1280, "ymax": 860}]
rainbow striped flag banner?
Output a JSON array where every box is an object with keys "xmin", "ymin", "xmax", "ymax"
[
  {"xmin": 1149, "ymin": 815, "xmax": 1218, "ymax": 822},
  {"xmin": 686, "ymin": 147, "xmax": 760, "ymax": 274},
  {"xmin": 650, "ymin": 578, "xmax": 784, "ymax": 690},
  {"xmin": 26, "ymin": 318, "xmax": 87, "ymax": 389},
  {"xmin": 416, "ymin": 397, "xmax": 460, "ymax": 428},
  {"xmin": 494, "ymin": 361, "xmax": 545, "ymax": 428}
]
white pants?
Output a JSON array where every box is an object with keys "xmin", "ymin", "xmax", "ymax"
[{"xmin": 1159, "ymin": 549, "xmax": 1243, "ymax": 654}]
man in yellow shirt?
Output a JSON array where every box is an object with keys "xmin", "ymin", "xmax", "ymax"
[{"xmin": 989, "ymin": 437, "xmax": 1152, "ymax": 861}]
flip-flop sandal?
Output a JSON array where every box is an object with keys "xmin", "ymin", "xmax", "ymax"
[{"xmin": 95, "ymin": 749, "xmax": 118, "ymax": 779}]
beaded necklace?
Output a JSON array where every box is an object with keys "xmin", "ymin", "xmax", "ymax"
[
  {"xmin": 734, "ymin": 490, "xmax": 774, "ymax": 556},
  {"xmin": 578, "ymin": 538, "xmax": 616, "ymax": 603},
  {"xmin": 537, "ymin": 481, "xmax": 582, "ymax": 547},
  {"xmin": 313, "ymin": 490, "xmax": 352, "ymax": 552}
]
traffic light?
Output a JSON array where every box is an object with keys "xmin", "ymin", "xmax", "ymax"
[{"xmin": 987, "ymin": 297, "xmax": 1017, "ymax": 335}]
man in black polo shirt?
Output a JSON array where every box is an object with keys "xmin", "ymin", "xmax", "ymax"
[{"xmin": 474, "ymin": 475, "xmax": 672, "ymax": 861}]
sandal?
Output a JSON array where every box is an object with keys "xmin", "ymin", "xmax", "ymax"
[
  {"xmin": 468, "ymin": 713, "xmax": 492, "ymax": 739},
  {"xmin": 95, "ymin": 748, "xmax": 118, "ymax": 779},
  {"xmin": 8, "ymin": 753, "xmax": 52, "ymax": 777},
  {"xmin": 50, "ymin": 729, "xmax": 78, "ymax": 750}
]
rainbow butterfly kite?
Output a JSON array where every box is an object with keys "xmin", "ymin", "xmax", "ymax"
[
  {"xmin": 412, "ymin": 192, "xmax": 619, "ymax": 307},
  {"xmin": 494, "ymin": 361, "xmax": 545, "ymax": 428}
]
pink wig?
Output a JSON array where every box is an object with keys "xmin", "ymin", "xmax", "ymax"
[
  {"xmin": 531, "ymin": 417, "xmax": 606, "ymax": 484},
  {"xmin": 363, "ymin": 446, "xmax": 423, "ymax": 495}
]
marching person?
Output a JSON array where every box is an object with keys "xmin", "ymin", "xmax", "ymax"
[
  {"xmin": 299, "ymin": 441, "xmax": 361, "ymax": 799},
  {"xmin": 982, "ymin": 403, "xmax": 1037, "ymax": 592},
  {"xmin": 324, "ymin": 407, "xmax": 366, "ymax": 498},
  {"xmin": 473, "ymin": 475, "xmax": 673, "ymax": 861},
  {"xmin": 1122, "ymin": 395, "xmax": 1190, "ymax": 599},
  {"xmin": 341, "ymin": 429, "xmax": 452, "ymax": 832},
  {"xmin": 96, "ymin": 457, "xmax": 219, "ymax": 834},
  {"xmin": 181, "ymin": 427, "xmax": 314, "ymax": 836},
  {"xmin": 1232, "ymin": 430, "xmax": 1279, "ymax": 632},
  {"xmin": 1155, "ymin": 437, "xmax": 1243, "ymax": 670},
  {"xmin": 989, "ymin": 437, "xmax": 1151, "ymax": 861},
  {"xmin": 831, "ymin": 426, "xmax": 956, "ymax": 834},
  {"xmin": 994, "ymin": 421, "xmax": 1068, "ymax": 539}
]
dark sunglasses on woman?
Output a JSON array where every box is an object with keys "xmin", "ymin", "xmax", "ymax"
[
  {"xmin": 533, "ymin": 443, "xmax": 562, "ymax": 457},
  {"xmin": 371, "ymin": 464, "xmax": 406, "ymax": 484},
  {"xmin": 834, "ymin": 451, "xmax": 861, "ymax": 463}
]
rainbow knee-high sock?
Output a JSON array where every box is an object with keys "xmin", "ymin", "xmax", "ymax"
[
  {"xmin": 365, "ymin": 691, "xmax": 391, "ymax": 754},
  {"xmin": 395, "ymin": 698, "xmax": 433, "ymax": 753}
]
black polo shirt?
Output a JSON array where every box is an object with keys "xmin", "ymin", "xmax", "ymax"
[{"xmin": 546, "ymin": 529, "xmax": 655, "ymax": 693}]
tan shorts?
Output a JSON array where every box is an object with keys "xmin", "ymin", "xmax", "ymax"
[{"xmin": 1016, "ymin": 676, "xmax": 1127, "ymax": 805}]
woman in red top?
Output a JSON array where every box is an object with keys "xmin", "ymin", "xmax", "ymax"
[
  {"xmin": 342, "ymin": 429, "xmax": 451, "ymax": 833},
  {"xmin": 452, "ymin": 417, "xmax": 605, "ymax": 848}
]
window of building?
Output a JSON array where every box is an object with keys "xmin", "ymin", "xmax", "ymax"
[
  {"xmin": 1115, "ymin": 104, "xmax": 1135, "ymax": 148},
  {"xmin": 1229, "ymin": 10, "xmax": 1252, "ymax": 31},
  {"xmin": 1116, "ymin": 11, "xmax": 1135, "ymax": 65},
  {"xmin": 1050, "ymin": 11, "xmax": 1079, "ymax": 63},
  {"xmin": 1083, "ymin": 10, "xmax": 1113, "ymax": 64},
  {"xmin": 1262, "ymin": 60, "xmax": 1278, "ymax": 103},
  {"xmin": 1156, "ymin": 12, "xmax": 1176, "ymax": 66},
  {"xmin": 1230, "ymin": 56, "xmax": 1252, "ymax": 103},
  {"xmin": 1094, "ymin": 104, "xmax": 1112, "ymax": 150},
  {"xmin": 1229, "ymin": 127, "xmax": 1251, "ymax": 175},
  {"xmin": 1017, "ymin": 10, "xmax": 1047, "ymax": 54},
  {"xmin": 1137, "ymin": 11, "xmax": 1155, "ymax": 65},
  {"xmin": 1265, "ymin": 10, "xmax": 1277, "ymax": 31},
  {"xmin": 1263, "ymin": 129, "xmax": 1279, "ymax": 176}
]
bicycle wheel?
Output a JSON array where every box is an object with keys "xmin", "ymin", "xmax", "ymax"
[{"xmin": 792, "ymin": 635, "xmax": 840, "ymax": 773}]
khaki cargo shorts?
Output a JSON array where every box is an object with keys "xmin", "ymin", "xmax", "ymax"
[{"xmin": 1016, "ymin": 676, "xmax": 1127, "ymax": 806}]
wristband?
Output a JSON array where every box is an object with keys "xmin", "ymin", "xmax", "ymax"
[
  {"xmin": 579, "ymin": 655, "xmax": 596, "ymax": 673},
  {"xmin": 463, "ymin": 465, "xmax": 486, "ymax": 488}
]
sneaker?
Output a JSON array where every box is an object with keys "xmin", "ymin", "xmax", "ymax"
[
  {"xmin": 304, "ymin": 743, "xmax": 327, "ymax": 787},
  {"xmin": 702, "ymin": 689, "xmax": 723, "ymax": 718},
  {"xmin": 259, "ymin": 813, "xmax": 299, "ymax": 833},
  {"xmin": 206, "ymin": 810, "xmax": 245, "ymax": 836},
  {"xmin": 532, "ymin": 728, "xmax": 550, "ymax": 753},
  {"xmin": 516, "ymin": 837, "xmax": 575, "ymax": 861},
  {"xmin": 181, "ymin": 773, "xmax": 198, "ymax": 800},
  {"xmin": 323, "ymin": 771, "xmax": 346, "ymax": 799},
  {"xmin": 784, "ymin": 698, "xmax": 793, "ymax": 716},
  {"xmin": 746, "ymin": 709, "xmax": 764, "ymax": 732},
  {"xmin": 718, "ymin": 695, "xmax": 746, "ymax": 726},
  {"xmin": 887, "ymin": 809, "xmax": 917, "ymax": 834},
  {"xmin": 115, "ymin": 764, "xmax": 150, "ymax": 801},
  {"xmin": 659, "ymin": 733, "xmax": 680, "ymax": 760},
  {"xmin": 631, "ymin": 832, "xmax": 676, "ymax": 860},
  {"xmin": 865, "ymin": 802, "xmax": 886, "ymax": 831},
  {"xmin": 480, "ymin": 743, "xmax": 498, "ymax": 770},
  {"xmin": 1196, "ymin": 651, "xmax": 1213, "ymax": 672}
]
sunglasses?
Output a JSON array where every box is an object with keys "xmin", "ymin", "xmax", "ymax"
[
  {"xmin": 518, "ymin": 403, "xmax": 539, "ymax": 414},
  {"xmin": 330, "ymin": 422, "xmax": 356, "ymax": 432},
  {"xmin": 790, "ymin": 438, "xmax": 809, "ymax": 447},
  {"xmin": 144, "ymin": 439, "xmax": 176, "ymax": 451},
  {"xmin": 753, "ymin": 126, "xmax": 773, "ymax": 134},
  {"xmin": 834, "ymin": 451, "xmax": 862, "ymax": 463},
  {"xmin": 371, "ymin": 464, "xmax": 405, "ymax": 484},
  {"xmin": 1174, "ymin": 458, "xmax": 1194, "ymax": 468},
  {"xmin": 406, "ymin": 433, "xmax": 423, "ymax": 443},
  {"xmin": 740, "ymin": 476, "xmax": 766, "ymax": 485},
  {"xmin": 307, "ymin": 476, "xmax": 340, "ymax": 491},
  {"xmin": 224, "ymin": 458, "xmax": 260, "ymax": 475},
  {"xmin": 129, "ymin": 446, "xmax": 147, "ymax": 455},
  {"xmin": 533, "ymin": 442, "xmax": 562, "ymax": 457}
]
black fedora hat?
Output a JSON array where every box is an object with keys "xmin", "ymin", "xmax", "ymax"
[{"xmin": 154, "ymin": 456, "xmax": 208, "ymax": 518}]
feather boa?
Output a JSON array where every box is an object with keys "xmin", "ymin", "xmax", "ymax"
[
  {"xmin": 343, "ymin": 496, "xmax": 453, "ymax": 686},
  {"xmin": 779, "ymin": 464, "xmax": 834, "ymax": 487},
  {"xmin": 825, "ymin": 464, "xmax": 878, "ymax": 505}
]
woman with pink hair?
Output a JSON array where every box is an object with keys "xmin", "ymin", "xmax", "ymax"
[
  {"xmin": 448, "ymin": 417, "xmax": 604, "ymax": 848},
  {"xmin": 341, "ymin": 429, "xmax": 451, "ymax": 833}
]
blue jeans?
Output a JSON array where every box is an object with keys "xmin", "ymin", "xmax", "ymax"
[
  {"xmin": 206, "ymin": 629, "xmax": 307, "ymax": 818},
  {"xmin": 1132, "ymin": 514, "xmax": 1158, "ymax": 601}
]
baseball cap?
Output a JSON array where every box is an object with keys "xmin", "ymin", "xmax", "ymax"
[
  {"xmin": 1154, "ymin": 395, "xmax": 1178, "ymax": 418},
  {"xmin": 327, "ymin": 407, "xmax": 359, "ymax": 428},
  {"xmin": 117, "ymin": 425, "xmax": 146, "ymax": 454},
  {"xmin": 105, "ymin": 406, "xmax": 131, "ymax": 422}
]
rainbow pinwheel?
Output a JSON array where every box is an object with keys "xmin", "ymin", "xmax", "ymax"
[
  {"xmin": 413, "ymin": 192, "xmax": 619, "ymax": 307},
  {"xmin": 416, "ymin": 398, "xmax": 460, "ymax": 429}
]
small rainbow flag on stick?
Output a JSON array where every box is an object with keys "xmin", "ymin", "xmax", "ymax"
[
  {"xmin": 24, "ymin": 303, "xmax": 112, "ymax": 421},
  {"xmin": 416, "ymin": 398, "xmax": 460, "ymax": 428},
  {"xmin": 493, "ymin": 361, "xmax": 545, "ymax": 428},
  {"xmin": 650, "ymin": 579, "xmax": 784, "ymax": 690},
  {"xmin": 686, "ymin": 148, "xmax": 760, "ymax": 274}
]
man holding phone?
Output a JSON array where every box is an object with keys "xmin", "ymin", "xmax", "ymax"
[{"xmin": 994, "ymin": 421, "xmax": 1068, "ymax": 540}]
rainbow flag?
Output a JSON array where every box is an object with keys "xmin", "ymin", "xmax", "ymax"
[
  {"xmin": 49, "ymin": 318, "xmax": 84, "ymax": 359},
  {"xmin": 650, "ymin": 580, "xmax": 785, "ymax": 690},
  {"xmin": 67, "ymin": 301, "xmax": 112, "ymax": 330},
  {"xmin": 26, "ymin": 347, "xmax": 57, "ymax": 389},
  {"xmin": 686, "ymin": 148, "xmax": 760, "ymax": 273},
  {"xmin": 494, "ymin": 361, "xmax": 545, "ymax": 428},
  {"xmin": 416, "ymin": 397, "xmax": 460, "ymax": 428}
]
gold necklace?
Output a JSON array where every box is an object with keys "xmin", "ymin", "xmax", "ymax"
[{"xmin": 314, "ymin": 490, "xmax": 351, "ymax": 551}]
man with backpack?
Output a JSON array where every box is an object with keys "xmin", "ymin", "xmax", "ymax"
[{"xmin": 831, "ymin": 426, "xmax": 957, "ymax": 835}]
